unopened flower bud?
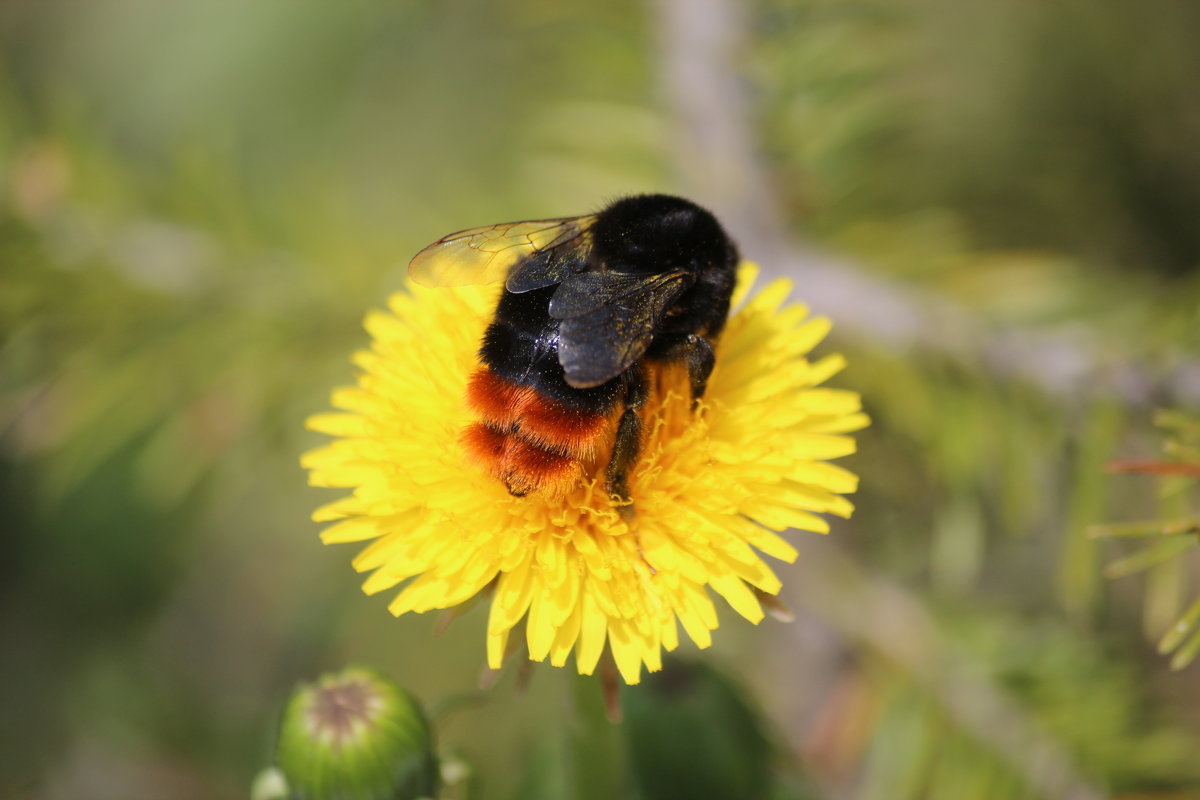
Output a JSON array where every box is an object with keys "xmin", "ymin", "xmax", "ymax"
[{"xmin": 275, "ymin": 667, "xmax": 438, "ymax": 800}]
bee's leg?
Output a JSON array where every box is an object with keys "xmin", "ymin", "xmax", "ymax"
[
  {"xmin": 670, "ymin": 334, "xmax": 716, "ymax": 408},
  {"xmin": 605, "ymin": 369, "xmax": 648, "ymax": 517}
]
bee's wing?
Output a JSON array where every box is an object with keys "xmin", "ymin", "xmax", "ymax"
[
  {"xmin": 554, "ymin": 271, "xmax": 692, "ymax": 388},
  {"xmin": 408, "ymin": 215, "xmax": 595, "ymax": 288}
]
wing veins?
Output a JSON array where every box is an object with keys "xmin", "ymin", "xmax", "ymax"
[{"xmin": 409, "ymin": 214, "xmax": 595, "ymax": 288}]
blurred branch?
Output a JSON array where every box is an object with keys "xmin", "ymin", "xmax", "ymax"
[
  {"xmin": 653, "ymin": 1, "xmax": 1109, "ymax": 797},
  {"xmin": 652, "ymin": 0, "xmax": 1200, "ymax": 407},
  {"xmin": 787, "ymin": 538, "xmax": 1106, "ymax": 800}
]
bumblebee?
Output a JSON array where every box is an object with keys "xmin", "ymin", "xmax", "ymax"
[{"xmin": 409, "ymin": 194, "xmax": 739, "ymax": 508}]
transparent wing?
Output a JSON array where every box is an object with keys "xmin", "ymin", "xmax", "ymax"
[{"xmin": 408, "ymin": 215, "xmax": 596, "ymax": 288}]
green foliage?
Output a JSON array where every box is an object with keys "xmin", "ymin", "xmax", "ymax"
[
  {"xmin": 1093, "ymin": 410, "xmax": 1200, "ymax": 669},
  {"xmin": 959, "ymin": 616, "xmax": 1197, "ymax": 791},
  {"xmin": 857, "ymin": 614, "xmax": 1200, "ymax": 799},
  {"xmin": 2, "ymin": 0, "xmax": 1199, "ymax": 797},
  {"xmin": 756, "ymin": 0, "xmax": 1200, "ymax": 276}
]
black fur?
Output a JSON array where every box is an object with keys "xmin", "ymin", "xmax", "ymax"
[
  {"xmin": 589, "ymin": 194, "xmax": 738, "ymax": 350},
  {"xmin": 479, "ymin": 284, "xmax": 624, "ymax": 411},
  {"xmin": 477, "ymin": 194, "xmax": 739, "ymax": 498}
]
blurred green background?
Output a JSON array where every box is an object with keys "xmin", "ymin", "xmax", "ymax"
[{"xmin": 4, "ymin": 0, "xmax": 1200, "ymax": 798}]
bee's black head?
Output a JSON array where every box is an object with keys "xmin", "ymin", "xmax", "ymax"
[{"xmin": 591, "ymin": 194, "xmax": 735, "ymax": 276}]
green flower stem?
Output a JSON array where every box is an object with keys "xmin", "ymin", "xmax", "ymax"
[{"xmin": 569, "ymin": 673, "xmax": 623, "ymax": 800}]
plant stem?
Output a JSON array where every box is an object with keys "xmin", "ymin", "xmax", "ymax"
[{"xmin": 568, "ymin": 673, "xmax": 624, "ymax": 800}]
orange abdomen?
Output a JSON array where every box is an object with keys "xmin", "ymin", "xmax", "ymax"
[{"xmin": 460, "ymin": 369, "xmax": 613, "ymax": 496}]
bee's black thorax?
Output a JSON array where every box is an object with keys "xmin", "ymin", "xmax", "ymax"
[
  {"xmin": 479, "ymin": 193, "xmax": 737, "ymax": 415},
  {"xmin": 590, "ymin": 194, "xmax": 739, "ymax": 357}
]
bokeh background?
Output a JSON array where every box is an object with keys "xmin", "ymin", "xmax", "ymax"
[{"xmin": 4, "ymin": 0, "xmax": 1200, "ymax": 797}]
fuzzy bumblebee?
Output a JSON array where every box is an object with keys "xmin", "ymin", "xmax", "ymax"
[
  {"xmin": 410, "ymin": 194, "xmax": 737, "ymax": 507},
  {"xmin": 305, "ymin": 197, "xmax": 867, "ymax": 684}
]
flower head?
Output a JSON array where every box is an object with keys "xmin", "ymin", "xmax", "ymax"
[{"xmin": 303, "ymin": 264, "xmax": 868, "ymax": 684}]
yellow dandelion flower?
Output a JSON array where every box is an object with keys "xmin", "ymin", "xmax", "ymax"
[{"xmin": 302, "ymin": 263, "xmax": 868, "ymax": 685}]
